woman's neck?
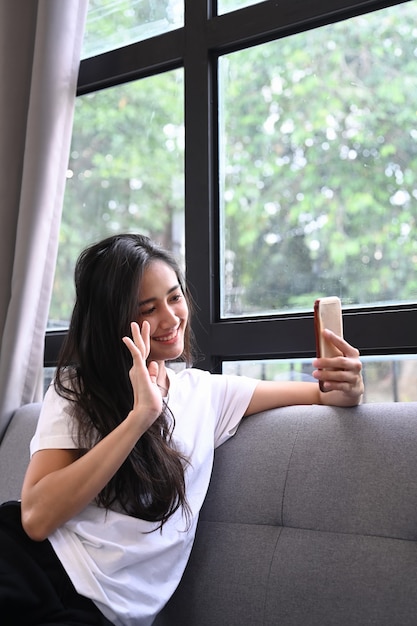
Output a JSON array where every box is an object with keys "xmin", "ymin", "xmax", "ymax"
[{"xmin": 156, "ymin": 361, "xmax": 169, "ymax": 396}]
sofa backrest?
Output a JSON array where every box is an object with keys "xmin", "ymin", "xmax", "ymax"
[
  {"xmin": 156, "ymin": 402, "xmax": 417, "ymax": 626},
  {"xmin": 0, "ymin": 403, "xmax": 41, "ymax": 502}
]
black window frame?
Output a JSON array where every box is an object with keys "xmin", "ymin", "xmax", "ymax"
[{"xmin": 44, "ymin": 0, "xmax": 417, "ymax": 372}]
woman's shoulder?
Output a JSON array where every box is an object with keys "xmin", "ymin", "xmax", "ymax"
[
  {"xmin": 167, "ymin": 364, "xmax": 211, "ymax": 385},
  {"xmin": 40, "ymin": 375, "xmax": 80, "ymax": 427},
  {"xmin": 166, "ymin": 365, "xmax": 255, "ymax": 394}
]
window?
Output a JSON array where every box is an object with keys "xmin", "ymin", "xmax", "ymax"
[
  {"xmin": 218, "ymin": 0, "xmax": 264, "ymax": 14},
  {"xmin": 50, "ymin": 70, "xmax": 184, "ymax": 327},
  {"xmin": 219, "ymin": 7, "xmax": 417, "ymax": 317},
  {"xmin": 46, "ymin": 0, "xmax": 417, "ymax": 401},
  {"xmin": 81, "ymin": 0, "xmax": 184, "ymax": 58}
]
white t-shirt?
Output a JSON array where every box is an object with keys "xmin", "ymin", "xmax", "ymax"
[{"xmin": 30, "ymin": 367, "xmax": 258, "ymax": 626}]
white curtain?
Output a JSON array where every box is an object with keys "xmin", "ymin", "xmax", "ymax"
[{"xmin": 0, "ymin": 0, "xmax": 88, "ymax": 440}]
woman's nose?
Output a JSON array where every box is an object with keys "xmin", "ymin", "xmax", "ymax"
[{"xmin": 160, "ymin": 304, "xmax": 177, "ymax": 326}]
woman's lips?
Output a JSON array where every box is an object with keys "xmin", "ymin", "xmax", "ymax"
[{"xmin": 152, "ymin": 329, "xmax": 179, "ymax": 343}]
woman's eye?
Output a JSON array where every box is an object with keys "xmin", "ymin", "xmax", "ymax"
[{"xmin": 141, "ymin": 307, "xmax": 155, "ymax": 316}]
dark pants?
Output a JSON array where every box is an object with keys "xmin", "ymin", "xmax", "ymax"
[{"xmin": 0, "ymin": 501, "xmax": 114, "ymax": 625}]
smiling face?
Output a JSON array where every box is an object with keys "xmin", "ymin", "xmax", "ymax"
[{"xmin": 137, "ymin": 260, "xmax": 189, "ymax": 364}]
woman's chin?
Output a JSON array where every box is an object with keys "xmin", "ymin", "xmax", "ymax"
[{"xmin": 150, "ymin": 340, "xmax": 184, "ymax": 362}]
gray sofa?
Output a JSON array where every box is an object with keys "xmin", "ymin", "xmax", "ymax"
[{"xmin": 2, "ymin": 401, "xmax": 417, "ymax": 625}]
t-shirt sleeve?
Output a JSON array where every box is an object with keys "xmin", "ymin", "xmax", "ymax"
[
  {"xmin": 30, "ymin": 384, "xmax": 78, "ymax": 457},
  {"xmin": 209, "ymin": 374, "xmax": 258, "ymax": 448}
]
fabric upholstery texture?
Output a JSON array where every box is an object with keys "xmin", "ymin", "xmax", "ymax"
[
  {"xmin": 2, "ymin": 401, "xmax": 417, "ymax": 625},
  {"xmin": 156, "ymin": 403, "xmax": 417, "ymax": 625},
  {"xmin": 0, "ymin": 403, "xmax": 40, "ymax": 502}
]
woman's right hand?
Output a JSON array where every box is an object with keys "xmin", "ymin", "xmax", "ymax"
[{"xmin": 122, "ymin": 321, "xmax": 163, "ymax": 430}]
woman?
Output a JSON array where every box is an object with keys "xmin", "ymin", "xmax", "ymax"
[{"xmin": 0, "ymin": 233, "xmax": 363, "ymax": 625}]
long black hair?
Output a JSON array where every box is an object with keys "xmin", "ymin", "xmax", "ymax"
[{"xmin": 55, "ymin": 233, "xmax": 195, "ymax": 527}]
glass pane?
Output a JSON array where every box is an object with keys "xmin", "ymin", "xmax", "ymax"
[
  {"xmin": 223, "ymin": 355, "xmax": 417, "ymax": 403},
  {"xmin": 82, "ymin": 0, "xmax": 184, "ymax": 58},
  {"xmin": 219, "ymin": 2, "xmax": 417, "ymax": 317},
  {"xmin": 217, "ymin": 0, "xmax": 264, "ymax": 14},
  {"xmin": 49, "ymin": 69, "xmax": 184, "ymax": 328}
]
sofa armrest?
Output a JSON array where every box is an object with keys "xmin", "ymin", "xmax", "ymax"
[{"xmin": 0, "ymin": 403, "xmax": 41, "ymax": 503}]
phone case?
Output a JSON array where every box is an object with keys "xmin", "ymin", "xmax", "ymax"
[{"xmin": 314, "ymin": 296, "xmax": 344, "ymax": 391}]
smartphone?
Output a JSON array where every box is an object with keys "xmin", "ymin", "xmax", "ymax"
[{"xmin": 314, "ymin": 296, "xmax": 344, "ymax": 391}]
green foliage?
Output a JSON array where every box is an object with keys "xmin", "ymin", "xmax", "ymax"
[
  {"xmin": 51, "ymin": 70, "xmax": 184, "ymax": 323},
  {"xmin": 51, "ymin": 1, "xmax": 417, "ymax": 323},
  {"xmin": 220, "ymin": 2, "xmax": 417, "ymax": 314}
]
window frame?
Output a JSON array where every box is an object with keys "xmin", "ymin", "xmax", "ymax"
[{"xmin": 44, "ymin": 0, "xmax": 417, "ymax": 372}]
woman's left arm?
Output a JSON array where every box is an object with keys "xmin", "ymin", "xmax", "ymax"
[{"xmin": 244, "ymin": 330, "xmax": 363, "ymax": 416}]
